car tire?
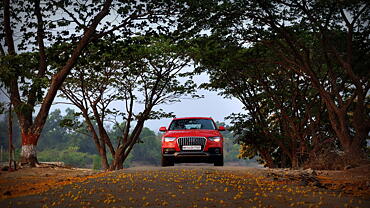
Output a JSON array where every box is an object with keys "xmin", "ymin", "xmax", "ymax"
[
  {"xmin": 214, "ymin": 156, "xmax": 224, "ymax": 166},
  {"xmin": 161, "ymin": 157, "xmax": 174, "ymax": 167}
]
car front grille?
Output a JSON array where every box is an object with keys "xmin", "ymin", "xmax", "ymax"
[{"xmin": 177, "ymin": 137, "xmax": 206, "ymax": 151}]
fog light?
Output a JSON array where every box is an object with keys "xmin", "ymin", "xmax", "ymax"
[
  {"xmin": 209, "ymin": 148, "xmax": 221, "ymax": 154},
  {"xmin": 164, "ymin": 148, "xmax": 176, "ymax": 154}
]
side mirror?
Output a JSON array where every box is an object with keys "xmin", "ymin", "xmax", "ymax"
[
  {"xmin": 218, "ymin": 126, "xmax": 226, "ymax": 131},
  {"xmin": 159, "ymin": 127, "xmax": 167, "ymax": 132}
]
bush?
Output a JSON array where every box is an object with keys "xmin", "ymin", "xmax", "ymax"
[
  {"xmin": 93, "ymin": 155, "xmax": 101, "ymax": 170},
  {"xmin": 38, "ymin": 146, "xmax": 95, "ymax": 168}
]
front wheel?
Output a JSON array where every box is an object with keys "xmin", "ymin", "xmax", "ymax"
[
  {"xmin": 161, "ymin": 156, "xmax": 174, "ymax": 167},
  {"xmin": 214, "ymin": 156, "xmax": 224, "ymax": 166}
]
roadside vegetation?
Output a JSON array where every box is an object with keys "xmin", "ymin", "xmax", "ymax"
[
  {"xmin": 184, "ymin": 0, "xmax": 369, "ymax": 169},
  {"xmin": 0, "ymin": 110, "xmax": 247, "ymax": 169}
]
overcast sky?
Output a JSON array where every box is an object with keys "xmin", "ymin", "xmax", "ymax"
[
  {"xmin": 145, "ymin": 88, "xmax": 244, "ymax": 131},
  {"xmin": 142, "ymin": 72, "xmax": 244, "ymax": 131}
]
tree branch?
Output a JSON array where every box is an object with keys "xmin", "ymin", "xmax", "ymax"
[{"xmin": 33, "ymin": 0, "xmax": 113, "ymax": 135}]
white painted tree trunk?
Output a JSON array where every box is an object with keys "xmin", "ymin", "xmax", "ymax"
[{"xmin": 21, "ymin": 144, "xmax": 37, "ymax": 159}]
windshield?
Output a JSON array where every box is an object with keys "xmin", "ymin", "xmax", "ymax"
[{"xmin": 169, "ymin": 119, "xmax": 216, "ymax": 130}]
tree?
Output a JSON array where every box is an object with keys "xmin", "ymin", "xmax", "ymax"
[
  {"xmin": 61, "ymin": 36, "xmax": 197, "ymax": 170},
  {"xmin": 190, "ymin": 36, "xmax": 337, "ymax": 168},
  {"xmin": 59, "ymin": 38, "xmax": 120, "ymax": 169},
  {"xmin": 0, "ymin": 0, "xmax": 113, "ymax": 166},
  {"xmin": 180, "ymin": 0, "xmax": 370, "ymax": 165},
  {"xmin": 244, "ymin": 1, "xmax": 370, "ymax": 163},
  {"xmin": 0, "ymin": 0, "xmax": 181, "ymax": 166}
]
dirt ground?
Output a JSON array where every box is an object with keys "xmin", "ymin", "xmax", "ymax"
[
  {"xmin": 0, "ymin": 164, "xmax": 369, "ymax": 207},
  {"xmin": 0, "ymin": 164, "xmax": 107, "ymax": 199}
]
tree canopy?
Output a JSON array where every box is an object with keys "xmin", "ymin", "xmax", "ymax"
[
  {"xmin": 181, "ymin": 0, "xmax": 369, "ymax": 168},
  {"xmin": 0, "ymin": 0, "xmax": 368, "ymax": 169}
]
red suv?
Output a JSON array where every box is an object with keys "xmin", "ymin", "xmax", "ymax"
[{"xmin": 159, "ymin": 117, "xmax": 225, "ymax": 166}]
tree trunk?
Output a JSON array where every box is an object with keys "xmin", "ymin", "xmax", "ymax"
[
  {"xmin": 110, "ymin": 147, "xmax": 124, "ymax": 170},
  {"xmin": 20, "ymin": 131, "xmax": 39, "ymax": 167},
  {"xmin": 8, "ymin": 104, "xmax": 15, "ymax": 170},
  {"xmin": 98, "ymin": 146, "xmax": 109, "ymax": 170},
  {"xmin": 342, "ymin": 137, "xmax": 366, "ymax": 165},
  {"xmin": 291, "ymin": 152, "xmax": 299, "ymax": 169},
  {"xmin": 280, "ymin": 152, "xmax": 288, "ymax": 168},
  {"xmin": 324, "ymin": 98, "xmax": 367, "ymax": 165},
  {"xmin": 110, "ymin": 146, "xmax": 131, "ymax": 170},
  {"xmin": 259, "ymin": 149, "xmax": 275, "ymax": 168},
  {"xmin": 117, "ymin": 156, "xmax": 124, "ymax": 169},
  {"xmin": 109, "ymin": 118, "xmax": 146, "ymax": 170},
  {"xmin": 291, "ymin": 134, "xmax": 299, "ymax": 169}
]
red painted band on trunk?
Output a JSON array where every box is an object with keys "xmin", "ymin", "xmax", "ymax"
[{"xmin": 21, "ymin": 132, "xmax": 38, "ymax": 145}]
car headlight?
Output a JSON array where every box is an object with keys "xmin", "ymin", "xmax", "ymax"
[
  {"xmin": 209, "ymin": 136, "xmax": 221, "ymax": 142},
  {"xmin": 164, "ymin": 137, "xmax": 177, "ymax": 142}
]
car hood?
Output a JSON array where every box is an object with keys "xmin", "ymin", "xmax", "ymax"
[{"xmin": 163, "ymin": 130, "xmax": 222, "ymax": 138}]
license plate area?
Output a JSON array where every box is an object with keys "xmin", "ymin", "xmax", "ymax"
[{"xmin": 182, "ymin": 145, "xmax": 202, "ymax": 151}]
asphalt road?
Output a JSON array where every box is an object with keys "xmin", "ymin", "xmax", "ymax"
[{"xmin": 1, "ymin": 166, "xmax": 369, "ymax": 208}]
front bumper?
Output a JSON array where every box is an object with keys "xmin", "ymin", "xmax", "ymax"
[{"xmin": 163, "ymin": 151, "xmax": 222, "ymax": 163}]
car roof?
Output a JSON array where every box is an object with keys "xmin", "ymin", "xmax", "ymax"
[{"xmin": 173, "ymin": 117, "xmax": 213, "ymax": 120}]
